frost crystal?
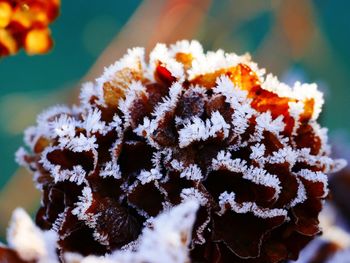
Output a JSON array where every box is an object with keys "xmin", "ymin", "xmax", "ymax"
[{"xmin": 13, "ymin": 40, "xmax": 345, "ymax": 263}]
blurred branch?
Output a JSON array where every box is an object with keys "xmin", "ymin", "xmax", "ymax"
[{"xmin": 255, "ymin": 0, "xmax": 317, "ymax": 73}]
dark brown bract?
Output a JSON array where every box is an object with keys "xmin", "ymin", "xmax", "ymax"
[{"xmin": 17, "ymin": 40, "xmax": 344, "ymax": 262}]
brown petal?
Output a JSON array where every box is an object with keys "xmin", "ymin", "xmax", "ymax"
[
  {"xmin": 205, "ymin": 170, "xmax": 278, "ymax": 207},
  {"xmin": 58, "ymin": 209, "xmax": 106, "ymax": 256},
  {"xmin": 119, "ymin": 141, "xmax": 154, "ymax": 180},
  {"xmin": 161, "ymin": 172, "xmax": 194, "ymax": 205},
  {"xmin": 86, "ymin": 196, "xmax": 142, "ymax": 250},
  {"xmin": 127, "ymin": 182, "xmax": 164, "ymax": 217},
  {"xmin": 213, "ymin": 211, "xmax": 285, "ymax": 258},
  {"xmin": 46, "ymin": 149, "xmax": 95, "ymax": 174}
]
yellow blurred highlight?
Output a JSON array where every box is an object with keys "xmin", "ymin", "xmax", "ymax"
[
  {"xmin": 0, "ymin": 2, "xmax": 12, "ymax": 28},
  {"xmin": 0, "ymin": 28, "xmax": 17, "ymax": 55},
  {"xmin": 25, "ymin": 28, "xmax": 52, "ymax": 55},
  {"xmin": 12, "ymin": 4, "xmax": 32, "ymax": 28}
]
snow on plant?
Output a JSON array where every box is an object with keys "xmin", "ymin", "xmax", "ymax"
[{"xmin": 6, "ymin": 40, "xmax": 346, "ymax": 262}]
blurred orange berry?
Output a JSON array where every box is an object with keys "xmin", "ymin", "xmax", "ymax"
[{"xmin": 0, "ymin": 0, "xmax": 60, "ymax": 57}]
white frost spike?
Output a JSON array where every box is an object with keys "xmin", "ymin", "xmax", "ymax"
[
  {"xmin": 288, "ymin": 101, "xmax": 304, "ymax": 121},
  {"xmin": 82, "ymin": 108, "xmax": 106, "ymax": 135},
  {"xmin": 37, "ymin": 105, "xmax": 71, "ymax": 124},
  {"xmin": 250, "ymin": 144, "xmax": 266, "ymax": 165},
  {"xmin": 178, "ymin": 116, "xmax": 207, "ymax": 148},
  {"xmin": 7, "ymin": 208, "xmax": 59, "ymax": 263},
  {"xmin": 40, "ymin": 147, "xmax": 88, "ymax": 185},
  {"xmin": 293, "ymin": 82, "xmax": 324, "ymax": 120},
  {"xmin": 64, "ymin": 201, "xmax": 199, "ymax": 263},
  {"xmin": 136, "ymin": 82, "xmax": 182, "ymax": 147},
  {"xmin": 67, "ymin": 134, "xmax": 98, "ymax": 152},
  {"xmin": 297, "ymin": 169, "xmax": 329, "ymax": 197},
  {"xmin": 208, "ymin": 111, "xmax": 230, "ymax": 138},
  {"xmin": 188, "ymin": 49, "xmax": 248, "ymax": 79},
  {"xmin": 212, "ymin": 151, "xmax": 247, "ymax": 173},
  {"xmin": 67, "ymin": 165, "xmax": 87, "ymax": 185},
  {"xmin": 149, "ymin": 43, "xmax": 184, "ymax": 80},
  {"xmin": 110, "ymin": 115, "xmax": 124, "ymax": 136},
  {"xmin": 138, "ymin": 169, "xmax": 163, "ymax": 185},
  {"xmin": 72, "ymin": 187, "xmax": 93, "ymax": 219},
  {"xmin": 178, "ymin": 111, "xmax": 230, "ymax": 148},
  {"xmin": 169, "ymin": 40, "xmax": 204, "ymax": 61},
  {"xmin": 51, "ymin": 210, "xmax": 66, "ymax": 233},
  {"xmin": 243, "ymin": 167, "xmax": 281, "ymax": 198},
  {"xmin": 152, "ymin": 82, "xmax": 182, "ymax": 120},
  {"xmin": 170, "ymin": 159, "xmax": 185, "ymax": 171},
  {"xmin": 15, "ymin": 147, "xmax": 29, "ymax": 167},
  {"xmin": 23, "ymin": 126, "xmax": 39, "ymax": 149},
  {"xmin": 219, "ymin": 192, "xmax": 287, "ymax": 219},
  {"xmin": 212, "ymin": 151, "xmax": 281, "ymax": 197},
  {"xmin": 262, "ymin": 75, "xmax": 324, "ymax": 120},
  {"xmin": 97, "ymin": 47, "xmax": 145, "ymax": 88},
  {"xmin": 134, "ymin": 117, "xmax": 152, "ymax": 137},
  {"xmin": 213, "ymin": 76, "xmax": 256, "ymax": 135},
  {"xmin": 49, "ymin": 114, "xmax": 77, "ymax": 146},
  {"xmin": 181, "ymin": 188, "xmax": 208, "ymax": 206},
  {"xmin": 289, "ymin": 179, "xmax": 307, "ymax": 208},
  {"xmin": 119, "ymin": 81, "xmax": 147, "ymax": 126},
  {"xmin": 100, "ymin": 161, "xmax": 121, "ymax": 179},
  {"xmin": 214, "ymin": 75, "xmax": 248, "ymax": 105},
  {"xmin": 80, "ymin": 82, "xmax": 104, "ymax": 107},
  {"xmin": 214, "ymin": 76, "xmax": 254, "ymax": 135},
  {"xmin": 180, "ymin": 164, "xmax": 203, "ymax": 181},
  {"xmin": 297, "ymin": 169, "xmax": 328, "ymax": 184},
  {"xmin": 269, "ymin": 147, "xmax": 298, "ymax": 166},
  {"xmin": 255, "ymin": 111, "xmax": 285, "ymax": 137}
]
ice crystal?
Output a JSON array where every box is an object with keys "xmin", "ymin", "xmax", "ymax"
[{"xmin": 12, "ymin": 40, "xmax": 345, "ymax": 262}]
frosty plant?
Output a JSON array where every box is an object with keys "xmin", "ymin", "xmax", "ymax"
[
  {"xmin": 3, "ymin": 40, "xmax": 345, "ymax": 262},
  {"xmin": 0, "ymin": 0, "xmax": 60, "ymax": 57}
]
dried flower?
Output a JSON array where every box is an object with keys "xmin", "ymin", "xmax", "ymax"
[
  {"xmin": 0, "ymin": 0, "xmax": 59, "ymax": 57},
  {"xmin": 15, "ymin": 40, "xmax": 345, "ymax": 262}
]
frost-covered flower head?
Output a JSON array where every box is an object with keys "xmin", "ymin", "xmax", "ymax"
[
  {"xmin": 0, "ymin": 0, "xmax": 59, "ymax": 57},
  {"xmin": 15, "ymin": 40, "xmax": 345, "ymax": 262}
]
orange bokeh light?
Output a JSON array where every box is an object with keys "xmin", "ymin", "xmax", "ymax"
[{"xmin": 0, "ymin": 0, "xmax": 60, "ymax": 57}]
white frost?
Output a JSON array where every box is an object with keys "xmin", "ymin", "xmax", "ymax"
[{"xmin": 7, "ymin": 208, "xmax": 58, "ymax": 263}]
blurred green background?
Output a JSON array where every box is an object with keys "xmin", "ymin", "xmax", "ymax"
[{"xmin": 1, "ymin": 0, "xmax": 350, "ymax": 235}]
